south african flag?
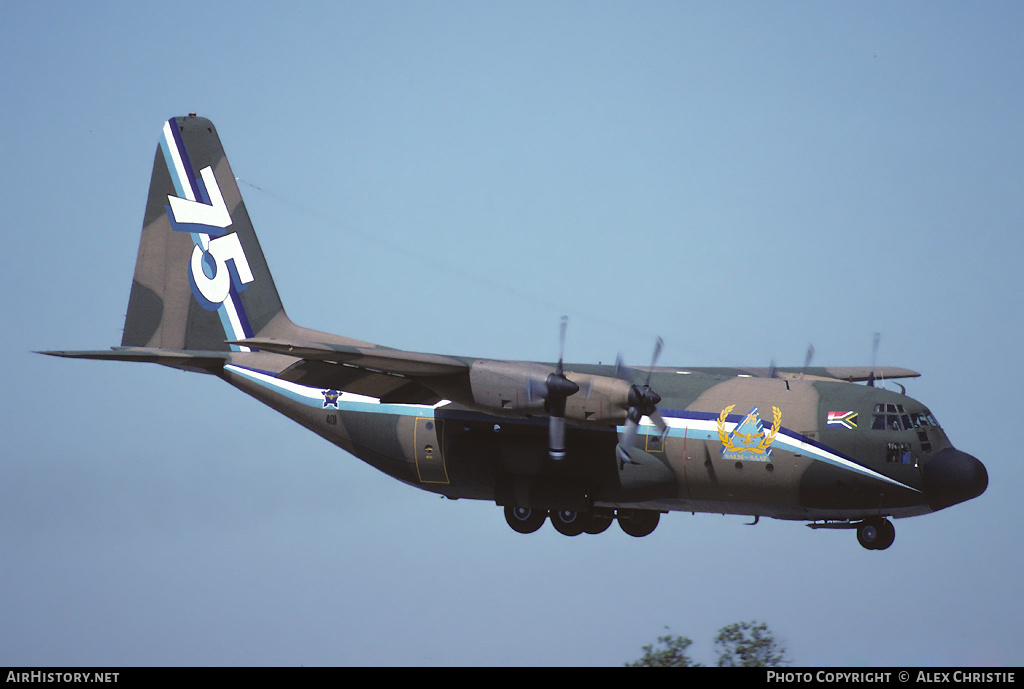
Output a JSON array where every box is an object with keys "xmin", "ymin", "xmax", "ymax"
[{"xmin": 827, "ymin": 411, "xmax": 858, "ymax": 429}]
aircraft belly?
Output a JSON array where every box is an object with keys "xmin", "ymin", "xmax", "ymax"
[
  {"xmin": 797, "ymin": 461, "xmax": 923, "ymax": 513},
  {"xmin": 665, "ymin": 436, "xmax": 804, "ymax": 513},
  {"xmin": 222, "ymin": 364, "xmax": 432, "ymax": 490}
]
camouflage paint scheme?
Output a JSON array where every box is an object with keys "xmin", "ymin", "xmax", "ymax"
[{"xmin": 43, "ymin": 116, "xmax": 987, "ymax": 549}]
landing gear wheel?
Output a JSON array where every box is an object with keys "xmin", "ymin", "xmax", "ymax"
[
  {"xmin": 583, "ymin": 513, "xmax": 613, "ymax": 535},
  {"xmin": 857, "ymin": 517, "xmax": 895, "ymax": 550},
  {"xmin": 876, "ymin": 519, "xmax": 895, "ymax": 550},
  {"xmin": 504, "ymin": 505, "xmax": 546, "ymax": 534},
  {"xmin": 550, "ymin": 509, "xmax": 586, "ymax": 536},
  {"xmin": 618, "ymin": 509, "xmax": 660, "ymax": 537}
]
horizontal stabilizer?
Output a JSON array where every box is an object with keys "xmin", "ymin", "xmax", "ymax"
[{"xmin": 38, "ymin": 348, "xmax": 229, "ymax": 374}]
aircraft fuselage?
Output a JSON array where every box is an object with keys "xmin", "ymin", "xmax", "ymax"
[{"xmin": 222, "ymin": 354, "xmax": 986, "ymax": 534}]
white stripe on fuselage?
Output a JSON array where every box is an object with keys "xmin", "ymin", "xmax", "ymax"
[
  {"xmin": 225, "ymin": 365, "xmax": 442, "ymax": 417},
  {"xmin": 226, "ymin": 364, "xmax": 914, "ymax": 491},
  {"xmin": 647, "ymin": 413, "xmax": 918, "ymax": 492}
]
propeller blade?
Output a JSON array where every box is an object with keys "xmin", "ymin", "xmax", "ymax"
[
  {"xmin": 615, "ymin": 336, "xmax": 663, "ymax": 384},
  {"xmin": 556, "ymin": 315, "xmax": 568, "ymax": 375},
  {"xmin": 868, "ymin": 332, "xmax": 880, "ymax": 387},
  {"xmin": 525, "ymin": 374, "xmax": 544, "ymax": 404},
  {"xmin": 650, "ymin": 409, "xmax": 668, "ymax": 439},
  {"xmin": 542, "ymin": 316, "xmax": 578, "ymax": 460},
  {"xmin": 549, "ymin": 415, "xmax": 566, "ymax": 461},
  {"xmin": 643, "ymin": 336, "xmax": 664, "ymax": 385},
  {"xmin": 617, "ymin": 417, "xmax": 640, "ymax": 467},
  {"xmin": 583, "ymin": 375, "xmax": 595, "ymax": 400},
  {"xmin": 613, "ymin": 352, "xmax": 627, "ymax": 382},
  {"xmin": 614, "ymin": 336, "xmax": 667, "ymax": 467}
]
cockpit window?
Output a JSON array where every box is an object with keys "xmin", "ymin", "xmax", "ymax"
[
  {"xmin": 872, "ymin": 404, "xmax": 910, "ymax": 430},
  {"xmin": 869, "ymin": 404, "xmax": 941, "ymax": 457},
  {"xmin": 871, "ymin": 405, "xmax": 941, "ymax": 432}
]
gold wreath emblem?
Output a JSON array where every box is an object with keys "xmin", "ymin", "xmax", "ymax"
[{"xmin": 717, "ymin": 405, "xmax": 781, "ymax": 454}]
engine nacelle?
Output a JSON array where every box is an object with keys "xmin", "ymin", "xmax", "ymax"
[
  {"xmin": 466, "ymin": 359, "xmax": 549, "ymax": 414},
  {"xmin": 466, "ymin": 360, "xmax": 630, "ymax": 425},
  {"xmin": 562, "ymin": 371, "xmax": 633, "ymax": 425}
]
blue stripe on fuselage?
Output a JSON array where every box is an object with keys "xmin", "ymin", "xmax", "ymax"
[
  {"xmin": 224, "ymin": 366, "xmax": 915, "ymax": 491},
  {"xmin": 655, "ymin": 407, "xmax": 917, "ymax": 491},
  {"xmin": 225, "ymin": 364, "xmax": 437, "ymax": 417}
]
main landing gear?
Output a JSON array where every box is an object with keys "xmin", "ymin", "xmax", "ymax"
[
  {"xmin": 504, "ymin": 505, "xmax": 661, "ymax": 537},
  {"xmin": 856, "ymin": 517, "xmax": 896, "ymax": 550}
]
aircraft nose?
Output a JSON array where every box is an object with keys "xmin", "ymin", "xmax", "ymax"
[{"xmin": 922, "ymin": 447, "xmax": 988, "ymax": 511}]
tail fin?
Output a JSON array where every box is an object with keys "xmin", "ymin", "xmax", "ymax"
[{"xmin": 122, "ymin": 115, "xmax": 284, "ymax": 351}]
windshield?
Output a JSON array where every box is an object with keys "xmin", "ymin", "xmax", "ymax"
[{"xmin": 870, "ymin": 403, "xmax": 939, "ymax": 432}]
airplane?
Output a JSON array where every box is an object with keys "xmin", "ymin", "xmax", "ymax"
[{"xmin": 41, "ymin": 115, "xmax": 988, "ymax": 550}]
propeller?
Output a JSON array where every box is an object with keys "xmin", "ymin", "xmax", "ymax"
[
  {"xmin": 526, "ymin": 316, "xmax": 580, "ymax": 460},
  {"xmin": 614, "ymin": 337, "xmax": 668, "ymax": 467},
  {"xmin": 867, "ymin": 332, "xmax": 880, "ymax": 387},
  {"xmin": 771, "ymin": 344, "xmax": 814, "ymax": 379},
  {"xmin": 795, "ymin": 343, "xmax": 815, "ymax": 379}
]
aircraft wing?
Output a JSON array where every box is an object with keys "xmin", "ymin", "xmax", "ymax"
[
  {"xmin": 46, "ymin": 341, "xmax": 921, "ymax": 407},
  {"xmin": 229, "ymin": 337, "xmax": 470, "ymax": 405},
  {"xmin": 232, "ymin": 338, "xmax": 921, "ymax": 402},
  {"xmin": 759, "ymin": 366, "xmax": 920, "ymax": 382},
  {"xmin": 642, "ymin": 365, "xmax": 921, "ymax": 382},
  {"xmin": 229, "ymin": 338, "xmax": 469, "ymax": 375}
]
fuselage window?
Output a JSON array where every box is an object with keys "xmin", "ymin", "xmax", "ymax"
[
  {"xmin": 886, "ymin": 442, "xmax": 914, "ymax": 464},
  {"xmin": 871, "ymin": 414, "xmax": 906, "ymax": 430}
]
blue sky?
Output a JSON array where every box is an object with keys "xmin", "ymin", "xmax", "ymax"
[{"xmin": 3, "ymin": 1, "xmax": 1022, "ymax": 666}]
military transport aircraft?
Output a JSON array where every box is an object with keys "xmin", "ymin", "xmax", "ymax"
[{"xmin": 42, "ymin": 115, "xmax": 988, "ymax": 550}]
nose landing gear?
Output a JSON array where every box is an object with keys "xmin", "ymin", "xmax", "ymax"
[{"xmin": 856, "ymin": 517, "xmax": 895, "ymax": 550}]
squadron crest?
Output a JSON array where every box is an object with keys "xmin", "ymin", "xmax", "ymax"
[{"xmin": 718, "ymin": 405, "xmax": 782, "ymax": 461}]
